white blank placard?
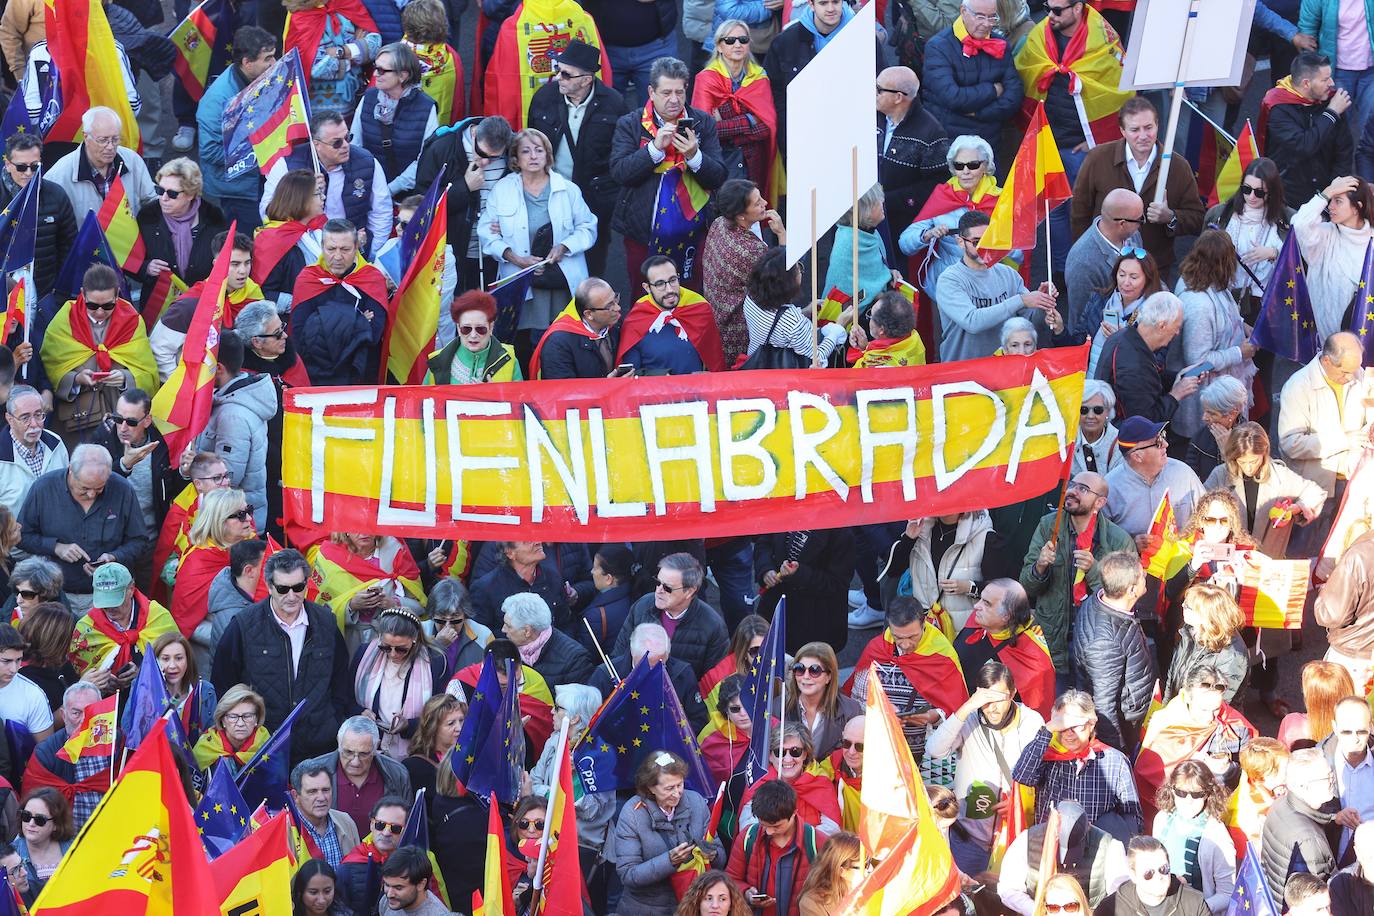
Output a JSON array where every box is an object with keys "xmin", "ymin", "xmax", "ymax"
[{"xmin": 1120, "ymin": 0, "xmax": 1256, "ymax": 90}]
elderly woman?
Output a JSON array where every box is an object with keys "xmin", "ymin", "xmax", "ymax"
[
  {"xmin": 478, "ymin": 127, "xmax": 597, "ymax": 360},
  {"xmin": 500, "ymin": 593, "xmax": 595, "ymax": 691},
  {"xmin": 1183, "ymin": 376, "xmax": 1249, "ymax": 482},
  {"xmin": 350, "ymin": 607, "xmax": 448, "ymax": 759},
  {"xmin": 901, "ymin": 134, "xmax": 1006, "ymax": 298},
  {"xmin": 615, "ymin": 751, "xmax": 725, "ymax": 916},
  {"xmin": 254, "ymin": 169, "xmax": 326, "ymax": 310},
  {"xmin": 172, "ymin": 488, "xmax": 255, "ymax": 654},
  {"xmin": 1080, "ymin": 249, "xmax": 1166, "ymax": 378},
  {"xmin": 350, "ymin": 43, "xmax": 438, "ymax": 196},
  {"xmin": 308, "ymin": 532, "xmax": 426, "ymax": 649},
  {"xmin": 1174, "ymin": 230, "xmax": 1256, "ymax": 444},
  {"xmin": 136, "ymin": 158, "xmax": 228, "ymax": 306},
  {"xmin": 701, "ymin": 179, "xmax": 783, "ymax": 368},
  {"xmin": 148, "ymin": 631, "xmax": 217, "ymax": 742},
  {"xmin": 402, "ymin": 693, "xmax": 464, "ymax": 804},
  {"xmin": 428, "ymin": 577, "xmax": 493, "ymax": 675},
  {"xmin": 692, "ymin": 20, "xmax": 777, "ymax": 191},
  {"xmin": 424, "ymin": 290, "xmax": 521, "ymax": 384},
  {"xmin": 1152, "ymin": 760, "xmax": 1236, "ymax": 915},
  {"xmin": 823, "ymin": 184, "xmax": 900, "ymax": 313},
  {"xmin": 743, "ymin": 246, "xmax": 847, "ymax": 366},
  {"xmin": 3, "ymin": 558, "xmax": 65, "ymax": 625},
  {"xmin": 999, "ymin": 316, "xmax": 1038, "ymax": 356},
  {"xmin": 1072, "ymin": 380, "xmax": 1121, "ymax": 477},
  {"xmin": 737, "ymin": 724, "xmax": 842, "ymax": 834},
  {"xmin": 1293, "ymin": 175, "xmax": 1374, "ymax": 340},
  {"xmin": 781, "ymin": 642, "xmax": 862, "ymax": 757},
  {"xmin": 193, "ymin": 683, "xmax": 269, "ymax": 772},
  {"xmin": 17, "ymin": 602, "xmax": 76, "ymax": 712}
]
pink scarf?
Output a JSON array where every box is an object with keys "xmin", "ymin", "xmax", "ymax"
[
  {"xmin": 164, "ymin": 197, "xmax": 202, "ymax": 275},
  {"xmin": 352, "ymin": 640, "xmax": 433, "ymax": 727},
  {"xmin": 519, "ymin": 627, "xmax": 554, "ymax": 666}
]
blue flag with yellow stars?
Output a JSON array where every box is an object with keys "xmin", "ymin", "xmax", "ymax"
[
  {"xmin": 1350, "ymin": 238, "xmax": 1374, "ymax": 366},
  {"xmin": 53, "ymin": 211, "xmax": 126, "ymax": 303},
  {"xmin": 575, "ymin": 654, "xmax": 715, "ymax": 798},
  {"xmin": 465, "ymin": 659, "xmax": 523, "ymax": 805},
  {"xmin": 1250, "ymin": 231, "xmax": 1318, "ymax": 364},
  {"xmin": 195, "ymin": 759, "xmax": 250, "ymax": 859},
  {"xmin": 736, "ymin": 598, "xmax": 786, "ymax": 787},
  {"xmin": 451, "ymin": 652, "xmax": 503, "ymax": 789},
  {"xmin": 121, "ymin": 641, "xmax": 171, "ymax": 750},
  {"xmin": 648, "ymin": 167, "xmax": 710, "ymax": 284},
  {"xmin": 235, "ymin": 698, "xmax": 307, "ymax": 812},
  {"xmin": 0, "ymin": 170, "xmax": 39, "ymax": 276},
  {"xmin": 1228, "ymin": 842, "xmax": 1278, "ymax": 916},
  {"xmin": 488, "ymin": 266, "xmax": 537, "ymax": 344},
  {"xmin": 402, "ymin": 164, "xmax": 446, "ymax": 267}
]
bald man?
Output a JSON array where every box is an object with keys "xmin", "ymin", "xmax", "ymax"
[
  {"xmin": 875, "ymin": 66, "xmax": 950, "ymax": 248},
  {"xmin": 1021, "ymin": 470, "xmax": 1135, "ymax": 685},
  {"xmin": 1064, "ymin": 189, "xmax": 1145, "ymax": 330}
]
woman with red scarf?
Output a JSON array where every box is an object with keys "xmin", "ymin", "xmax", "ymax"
[
  {"xmin": 192, "ymin": 685, "xmax": 270, "ymax": 773},
  {"xmin": 737, "ymin": 725, "xmax": 841, "ymax": 835},
  {"xmin": 254, "ymin": 170, "xmax": 328, "ymax": 311},
  {"xmin": 172, "ymin": 489, "xmax": 258, "ymax": 640},
  {"xmin": 691, "ymin": 20, "xmax": 777, "ymax": 194}
]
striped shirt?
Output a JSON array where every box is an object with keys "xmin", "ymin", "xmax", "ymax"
[{"xmin": 743, "ymin": 297, "xmax": 840, "ymax": 361}]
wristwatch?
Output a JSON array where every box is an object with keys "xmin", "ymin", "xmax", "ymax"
[{"xmin": 1166, "ymin": 215, "xmax": 1179, "ymax": 232}]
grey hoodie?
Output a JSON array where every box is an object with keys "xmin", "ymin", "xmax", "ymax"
[
  {"xmin": 934, "ymin": 260, "xmax": 1042, "ymax": 362},
  {"xmin": 196, "ymin": 372, "xmax": 278, "ymax": 529}
]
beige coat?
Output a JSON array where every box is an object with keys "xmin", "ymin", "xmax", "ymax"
[
  {"xmin": 908, "ymin": 510, "xmax": 993, "ymax": 631},
  {"xmin": 1204, "ymin": 459, "xmax": 1327, "ymax": 551},
  {"xmin": 1277, "ymin": 355, "xmax": 1374, "ymax": 497},
  {"xmin": 0, "ymin": 0, "xmax": 42, "ymax": 81}
]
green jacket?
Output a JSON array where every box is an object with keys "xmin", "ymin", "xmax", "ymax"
[
  {"xmin": 1299, "ymin": 0, "xmax": 1374, "ymax": 68},
  {"xmin": 1019, "ymin": 511, "xmax": 1136, "ymax": 669}
]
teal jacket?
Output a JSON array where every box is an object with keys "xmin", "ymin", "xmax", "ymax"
[{"xmin": 1298, "ymin": 0, "xmax": 1374, "ymax": 68}]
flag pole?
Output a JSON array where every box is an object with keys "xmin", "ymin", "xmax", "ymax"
[
  {"xmin": 531, "ymin": 716, "xmax": 571, "ymax": 903},
  {"xmin": 109, "ymin": 687, "xmax": 121, "ymax": 781},
  {"xmin": 1154, "ymin": 0, "xmax": 1203, "ymax": 209},
  {"xmin": 1044, "ymin": 199, "xmax": 1053, "ymax": 289},
  {"xmin": 810, "ymin": 187, "xmax": 819, "ymax": 368},
  {"xmin": 851, "ymin": 146, "xmax": 859, "ymax": 329},
  {"xmin": 582, "ymin": 616, "xmax": 620, "ymax": 683}
]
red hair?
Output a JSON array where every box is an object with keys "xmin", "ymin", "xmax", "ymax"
[{"xmin": 451, "ymin": 290, "xmax": 498, "ymax": 324}]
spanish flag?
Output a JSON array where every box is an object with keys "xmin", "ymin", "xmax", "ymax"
[
  {"xmin": 32, "ymin": 721, "xmax": 218, "ymax": 916},
  {"xmin": 818, "ymin": 286, "xmax": 852, "ymax": 323},
  {"xmin": 472, "ymin": 793, "xmax": 515, "ymax": 916},
  {"xmin": 1015, "ymin": 5, "xmax": 1130, "ymax": 147},
  {"xmin": 141, "ymin": 270, "xmax": 187, "ymax": 328},
  {"xmin": 208, "ymin": 810, "xmax": 293, "ymax": 915},
  {"xmin": 383, "ymin": 175, "xmax": 448, "ymax": 384},
  {"xmin": 246, "ymin": 51, "xmax": 312, "ymax": 176},
  {"xmin": 534, "ymin": 733, "xmax": 587, "ymax": 916},
  {"xmin": 1210, "ymin": 120, "xmax": 1259, "ymax": 207},
  {"xmin": 170, "ymin": 0, "xmax": 232, "ymax": 102},
  {"xmin": 1140, "ymin": 493, "xmax": 1191, "ymax": 580},
  {"xmin": 151, "ymin": 224, "xmax": 235, "ymax": 460},
  {"xmin": 42, "ymin": 0, "xmax": 141, "ymax": 151},
  {"xmin": 57, "ymin": 693, "xmax": 118, "ymax": 763},
  {"xmin": 3, "ymin": 271, "xmax": 28, "ymax": 342},
  {"xmin": 480, "ymin": 0, "xmax": 610, "ymax": 130},
  {"xmin": 979, "ymin": 103, "xmax": 1071, "ymax": 258},
  {"xmin": 412, "ymin": 41, "xmax": 465, "ymax": 127},
  {"xmin": 96, "ymin": 175, "xmax": 145, "ymax": 273}
]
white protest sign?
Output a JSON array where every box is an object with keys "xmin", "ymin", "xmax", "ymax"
[{"xmin": 1120, "ymin": 0, "xmax": 1257, "ymax": 90}]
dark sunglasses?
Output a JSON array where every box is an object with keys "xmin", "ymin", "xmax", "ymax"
[
  {"xmin": 19, "ymin": 811, "xmax": 50, "ymax": 826},
  {"xmin": 253, "ymin": 328, "xmax": 287, "ymax": 340},
  {"xmin": 1172, "ymin": 788, "xmax": 1207, "ymax": 799},
  {"xmin": 373, "ymin": 65, "xmax": 396, "ymax": 75},
  {"xmin": 433, "ymin": 615, "xmax": 466, "ymax": 627},
  {"xmin": 718, "ymin": 35, "xmax": 749, "ymax": 45},
  {"xmin": 1114, "ymin": 216, "xmax": 1146, "ymax": 225},
  {"xmin": 1240, "ymin": 185, "xmax": 1267, "ymax": 199},
  {"xmin": 315, "ymin": 133, "xmax": 354, "ymax": 150},
  {"xmin": 380, "ymin": 643, "xmax": 414, "ymax": 656},
  {"xmin": 156, "ymin": 186, "xmax": 184, "ymax": 200},
  {"xmin": 791, "ymin": 663, "xmax": 826, "ymax": 677},
  {"xmin": 839, "ymin": 739, "xmax": 864, "ymax": 752},
  {"xmin": 272, "ymin": 581, "xmax": 308, "ymax": 595},
  {"xmin": 7, "ymin": 162, "xmax": 38, "ymax": 173},
  {"xmin": 85, "ymin": 300, "xmax": 117, "ymax": 312},
  {"xmin": 1080, "ymin": 405, "xmax": 1105, "ymax": 415},
  {"xmin": 1043, "ymin": 0, "xmax": 1080, "ymax": 12},
  {"xmin": 952, "ymin": 160, "xmax": 985, "ymax": 171},
  {"xmin": 371, "ymin": 820, "xmax": 404, "ymax": 835},
  {"xmin": 517, "ymin": 818, "xmax": 546, "ymax": 831},
  {"xmin": 1195, "ymin": 681, "xmax": 1226, "ymax": 692},
  {"xmin": 1140, "ymin": 865, "xmax": 1171, "ymax": 880},
  {"xmin": 459, "ymin": 324, "xmax": 491, "ymax": 336},
  {"xmin": 773, "ymin": 746, "xmax": 806, "ymax": 759},
  {"xmin": 746, "ymin": 646, "xmax": 762, "ymax": 659},
  {"xmin": 15, "ymin": 589, "xmax": 39, "ymax": 600},
  {"xmin": 655, "ymin": 579, "xmax": 684, "ymax": 594},
  {"xmin": 227, "ymin": 505, "xmax": 256, "ymax": 522},
  {"xmin": 726, "ymin": 704, "xmax": 745, "ymax": 715},
  {"xmin": 1200, "ymin": 515, "xmax": 1229, "ymax": 525},
  {"xmin": 108, "ymin": 414, "xmax": 144, "ymax": 426}
]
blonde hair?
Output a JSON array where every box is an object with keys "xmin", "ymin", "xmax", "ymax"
[
  {"xmin": 155, "ymin": 157, "xmax": 204, "ymax": 199},
  {"xmin": 1300, "ymin": 660, "xmax": 1355, "ymax": 743},
  {"xmin": 189, "ymin": 488, "xmax": 248, "ymax": 548},
  {"xmin": 509, "ymin": 128, "xmax": 554, "ymax": 173},
  {"xmin": 1036, "ymin": 874, "xmax": 1092, "ymax": 916},
  {"xmin": 1181, "ymin": 582, "xmax": 1244, "ymax": 652},
  {"xmin": 1240, "ymin": 736, "xmax": 1290, "ymax": 782},
  {"xmin": 214, "ymin": 683, "xmax": 266, "ymax": 729},
  {"xmin": 707, "ymin": 19, "xmax": 757, "ymax": 70},
  {"xmin": 1222, "ymin": 421, "xmax": 1274, "ymax": 483},
  {"xmin": 797, "ymin": 832, "xmax": 861, "ymax": 908}
]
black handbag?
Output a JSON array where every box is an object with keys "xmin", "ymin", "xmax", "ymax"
[
  {"xmin": 737, "ymin": 305, "xmax": 809, "ymax": 370},
  {"xmin": 529, "ymin": 223, "xmax": 570, "ymax": 290}
]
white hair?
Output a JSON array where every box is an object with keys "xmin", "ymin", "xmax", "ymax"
[
  {"xmin": 554, "ymin": 683, "xmax": 602, "ymax": 725},
  {"xmin": 1081, "ymin": 379, "xmax": 1116, "ymax": 413},
  {"xmin": 337, "ymin": 714, "xmax": 380, "ymax": 749},
  {"xmin": 946, "ymin": 133, "xmax": 996, "ymax": 175},
  {"xmin": 1199, "ymin": 375, "xmax": 1248, "ymax": 415},
  {"xmin": 630, "ymin": 622, "xmax": 670, "ymax": 659},
  {"xmin": 81, "ymin": 107, "xmax": 122, "ymax": 137},
  {"xmin": 62, "ymin": 681, "xmax": 102, "ymax": 706},
  {"xmin": 1000, "ymin": 316, "xmax": 1035, "ymax": 348},
  {"xmin": 502, "ymin": 593, "xmax": 552, "ymax": 632},
  {"xmin": 1137, "ymin": 291, "xmax": 1183, "ymax": 328},
  {"xmin": 69, "ymin": 443, "xmax": 113, "ymax": 477}
]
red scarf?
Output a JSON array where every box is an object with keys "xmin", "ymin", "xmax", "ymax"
[
  {"xmin": 86, "ymin": 593, "xmax": 151, "ymax": 670},
  {"xmin": 1072, "ymin": 512, "xmax": 1097, "ymax": 604},
  {"xmin": 826, "ymin": 749, "xmax": 861, "ymax": 790},
  {"xmin": 911, "ymin": 180, "xmax": 1000, "ymax": 224},
  {"xmin": 25, "ymin": 757, "xmax": 110, "ymax": 799},
  {"xmin": 1257, "ymin": 80, "xmax": 1314, "ymax": 155},
  {"xmin": 843, "ymin": 630, "xmax": 969, "ymax": 716},
  {"xmin": 341, "ymin": 836, "xmax": 390, "ymax": 865},
  {"xmin": 283, "ymin": 0, "xmax": 379, "ymax": 91},
  {"xmin": 69, "ymin": 295, "xmax": 141, "ymax": 371},
  {"xmin": 958, "ymin": 626, "xmax": 1055, "ymax": 719},
  {"xmin": 291, "ymin": 261, "xmax": 390, "ymax": 308},
  {"xmin": 251, "ymin": 216, "xmax": 327, "ymax": 284},
  {"xmin": 639, "ymin": 99, "xmax": 683, "ymax": 167},
  {"xmin": 1036, "ymin": 17, "xmax": 1091, "ymax": 94},
  {"xmin": 739, "ymin": 768, "xmax": 841, "ymax": 829},
  {"xmin": 1042, "ymin": 737, "xmax": 1111, "ymax": 761},
  {"xmin": 614, "ymin": 293, "xmax": 726, "ymax": 372},
  {"xmin": 963, "ymin": 34, "xmax": 1006, "ymax": 57}
]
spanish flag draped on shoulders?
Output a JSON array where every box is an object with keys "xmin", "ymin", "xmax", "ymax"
[
  {"xmin": 454, "ymin": 661, "xmax": 555, "ymax": 756},
  {"xmin": 283, "ymin": 0, "xmax": 378, "ymax": 89},
  {"xmin": 615, "ymin": 288, "xmax": 726, "ymax": 372},
  {"xmin": 290, "ymin": 253, "xmax": 390, "ymax": 313},
  {"xmin": 821, "ymin": 749, "xmax": 862, "ymax": 832},
  {"xmin": 953, "ymin": 622, "xmax": 1055, "ymax": 718},
  {"xmin": 739, "ymin": 761, "xmax": 842, "ymax": 831},
  {"xmin": 853, "ymin": 331, "xmax": 926, "ymax": 368},
  {"xmin": 691, "ymin": 57, "xmax": 779, "ymax": 199},
  {"xmin": 410, "ymin": 40, "xmax": 465, "ymax": 126},
  {"xmin": 481, "ymin": 0, "xmax": 611, "ymax": 129},
  {"xmin": 913, "ymin": 173, "xmax": 1002, "ymax": 224},
  {"xmin": 1135, "ymin": 694, "xmax": 1255, "ymax": 823},
  {"xmin": 151, "ymin": 484, "xmax": 199, "ymax": 604},
  {"xmin": 40, "ymin": 294, "xmax": 160, "ymax": 396},
  {"xmin": 306, "ymin": 537, "xmax": 426, "ymax": 632},
  {"xmin": 69, "ymin": 589, "xmax": 178, "ymax": 675},
  {"xmin": 842, "ymin": 625, "xmax": 969, "ymax": 716},
  {"xmin": 171, "ymin": 539, "xmax": 235, "ymax": 635},
  {"xmin": 530, "ymin": 299, "xmax": 597, "ymax": 380},
  {"xmin": 251, "ymin": 215, "xmax": 327, "ymax": 286},
  {"xmin": 192, "ymin": 720, "xmax": 269, "ymax": 772},
  {"xmin": 1015, "ymin": 4, "xmax": 1131, "ymax": 146},
  {"xmin": 1257, "ymin": 76, "xmax": 1311, "ymax": 155}
]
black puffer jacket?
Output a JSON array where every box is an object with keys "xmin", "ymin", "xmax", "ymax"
[
  {"xmin": 135, "ymin": 199, "xmax": 228, "ymax": 305},
  {"xmin": 611, "ymin": 594, "xmax": 729, "ymax": 682},
  {"xmin": 1260, "ymin": 792, "xmax": 1339, "ymax": 902},
  {"xmin": 608, "ymin": 106, "xmax": 727, "ymax": 244},
  {"xmin": 530, "ymin": 627, "xmax": 596, "ymax": 690},
  {"xmin": 754, "ymin": 528, "xmax": 855, "ymax": 653},
  {"xmin": 1162, "ymin": 623, "xmax": 1249, "ymax": 705},
  {"xmin": 1, "ymin": 177, "xmax": 76, "ymax": 298},
  {"xmin": 1070, "ymin": 593, "xmax": 1156, "ymax": 751}
]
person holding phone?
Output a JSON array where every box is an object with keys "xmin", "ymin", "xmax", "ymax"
[{"xmin": 725, "ymin": 779, "xmax": 824, "ymax": 916}]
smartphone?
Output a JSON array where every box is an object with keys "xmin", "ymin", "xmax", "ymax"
[
  {"xmin": 1181, "ymin": 361, "xmax": 1214, "ymax": 379},
  {"xmin": 610, "ymin": 363, "xmax": 635, "ymax": 378},
  {"xmin": 675, "ymin": 117, "xmax": 695, "ymax": 136},
  {"xmin": 748, "ymin": 893, "xmax": 769, "ymax": 904}
]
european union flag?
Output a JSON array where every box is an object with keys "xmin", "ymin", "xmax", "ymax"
[
  {"xmin": 165, "ymin": 705, "xmax": 196, "ymax": 769},
  {"xmin": 54, "ymin": 212, "xmax": 125, "ymax": 303},
  {"xmin": 222, "ymin": 49, "xmax": 312, "ymax": 180},
  {"xmin": 121, "ymin": 645, "xmax": 171, "ymax": 749},
  {"xmin": 402, "ymin": 165, "xmax": 447, "ymax": 268},
  {"xmin": 451, "ymin": 653, "xmax": 503, "ymax": 789},
  {"xmin": 0, "ymin": 92, "xmax": 33, "ymax": 144},
  {"xmin": 735, "ymin": 598, "xmax": 786, "ymax": 786},
  {"xmin": 0, "ymin": 171, "xmax": 39, "ymax": 275},
  {"xmin": 0, "ymin": 65, "xmax": 58, "ymax": 143},
  {"xmin": 1351, "ymin": 238, "xmax": 1374, "ymax": 366},
  {"xmin": 648, "ymin": 168, "xmax": 709, "ymax": 284},
  {"xmin": 195, "ymin": 760, "xmax": 250, "ymax": 859},
  {"xmin": 576, "ymin": 655, "xmax": 714, "ymax": 798},
  {"xmin": 0, "ymin": 868, "xmax": 23, "ymax": 916},
  {"xmin": 466, "ymin": 659, "xmax": 524, "ymax": 805},
  {"xmin": 1227, "ymin": 843, "xmax": 1278, "ymax": 916},
  {"xmin": 1251, "ymin": 232, "xmax": 1318, "ymax": 364},
  {"xmin": 3, "ymin": 720, "xmax": 34, "ymax": 775},
  {"xmin": 236, "ymin": 698, "xmax": 307, "ymax": 812},
  {"xmin": 489, "ymin": 267, "xmax": 536, "ymax": 344}
]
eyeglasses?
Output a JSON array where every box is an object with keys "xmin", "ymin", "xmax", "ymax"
[
  {"xmin": 8, "ymin": 409, "xmax": 46, "ymax": 425},
  {"xmin": 107, "ymin": 413, "xmax": 144, "ymax": 426},
  {"xmin": 876, "ymin": 86, "xmax": 907, "ymax": 96},
  {"xmin": 1193, "ymin": 681, "xmax": 1226, "ymax": 692},
  {"xmin": 718, "ymin": 35, "xmax": 750, "ymax": 45},
  {"xmin": 223, "ymin": 712, "xmax": 258, "ymax": 724},
  {"xmin": 433, "ymin": 615, "xmax": 466, "ymax": 627},
  {"xmin": 156, "ymin": 186, "xmax": 184, "ymax": 200},
  {"xmin": 6, "ymin": 162, "xmax": 38, "ymax": 173},
  {"xmin": 1172, "ymin": 788, "xmax": 1207, "ymax": 799},
  {"xmin": 272, "ymin": 581, "xmax": 308, "ymax": 595},
  {"xmin": 371, "ymin": 820, "xmax": 404, "ymax": 836},
  {"xmin": 554, "ymin": 67, "xmax": 592, "ymax": 80},
  {"xmin": 773, "ymin": 746, "xmax": 806, "ymax": 759},
  {"xmin": 19, "ymin": 811, "xmax": 50, "ymax": 826},
  {"xmin": 647, "ymin": 276, "xmax": 681, "ymax": 289},
  {"xmin": 315, "ymin": 133, "xmax": 353, "ymax": 150},
  {"xmin": 952, "ymin": 160, "xmax": 985, "ymax": 171},
  {"xmin": 965, "ymin": 10, "xmax": 999, "ymax": 22},
  {"xmin": 655, "ymin": 579, "xmax": 684, "ymax": 594},
  {"xmin": 839, "ymin": 739, "xmax": 864, "ymax": 752},
  {"xmin": 459, "ymin": 324, "xmax": 491, "ymax": 337},
  {"xmin": 15, "ymin": 589, "xmax": 39, "ymax": 600},
  {"xmin": 252, "ymin": 328, "xmax": 287, "ymax": 340},
  {"xmin": 88, "ymin": 135, "xmax": 121, "ymax": 148},
  {"xmin": 1080, "ymin": 405, "xmax": 1105, "ymax": 416},
  {"xmin": 85, "ymin": 300, "xmax": 117, "ymax": 312},
  {"xmin": 380, "ymin": 643, "xmax": 414, "ymax": 656},
  {"xmin": 957, "ymin": 234, "xmax": 983, "ymax": 246},
  {"xmin": 1241, "ymin": 185, "xmax": 1267, "ymax": 199},
  {"xmin": 1139, "ymin": 864, "xmax": 1171, "ymax": 881},
  {"xmin": 1338, "ymin": 728, "xmax": 1372, "ymax": 737},
  {"xmin": 227, "ymin": 505, "xmax": 256, "ymax": 522},
  {"xmin": 1043, "ymin": 904, "xmax": 1083, "ymax": 914},
  {"xmin": 791, "ymin": 663, "xmax": 826, "ymax": 678},
  {"xmin": 373, "ymin": 65, "xmax": 396, "ymax": 75},
  {"xmin": 1114, "ymin": 216, "xmax": 1146, "ymax": 226},
  {"xmin": 584, "ymin": 296, "xmax": 621, "ymax": 312},
  {"xmin": 1200, "ymin": 515, "xmax": 1230, "ymax": 525},
  {"xmin": 1043, "ymin": 0, "xmax": 1080, "ymax": 12},
  {"xmin": 341, "ymin": 749, "xmax": 375, "ymax": 760},
  {"xmin": 194, "ymin": 471, "xmax": 232, "ymax": 483},
  {"xmin": 517, "ymin": 818, "xmax": 546, "ymax": 831},
  {"xmin": 1119, "ymin": 246, "xmax": 1147, "ymax": 258},
  {"xmin": 1068, "ymin": 481, "xmax": 1104, "ymax": 498}
]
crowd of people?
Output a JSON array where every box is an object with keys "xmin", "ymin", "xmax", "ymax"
[{"xmin": 0, "ymin": 0, "xmax": 1373, "ymax": 913}]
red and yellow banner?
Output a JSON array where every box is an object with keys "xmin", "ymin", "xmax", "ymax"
[{"xmin": 283, "ymin": 345, "xmax": 1088, "ymax": 541}]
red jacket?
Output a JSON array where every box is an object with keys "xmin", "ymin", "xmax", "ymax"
[{"xmin": 725, "ymin": 821, "xmax": 823, "ymax": 916}]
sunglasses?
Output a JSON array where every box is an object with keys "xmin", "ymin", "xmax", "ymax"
[
  {"xmin": 1119, "ymin": 245, "xmax": 1147, "ymax": 258},
  {"xmin": 518, "ymin": 818, "xmax": 546, "ymax": 831},
  {"xmin": 253, "ymin": 328, "xmax": 287, "ymax": 340},
  {"xmin": 373, "ymin": 65, "xmax": 396, "ymax": 74},
  {"xmin": 1240, "ymin": 185, "xmax": 1267, "ymax": 199},
  {"xmin": 459, "ymin": 325, "xmax": 491, "ymax": 336},
  {"xmin": 1172, "ymin": 788, "xmax": 1207, "ymax": 799},
  {"xmin": 1080, "ymin": 405, "xmax": 1105, "ymax": 415},
  {"xmin": 85, "ymin": 301, "xmax": 117, "ymax": 312},
  {"xmin": 272, "ymin": 581, "xmax": 308, "ymax": 595},
  {"xmin": 1140, "ymin": 865, "xmax": 1171, "ymax": 880},
  {"xmin": 773, "ymin": 746, "xmax": 806, "ymax": 759},
  {"xmin": 746, "ymin": 646, "xmax": 761, "ymax": 659},
  {"xmin": 718, "ymin": 35, "xmax": 749, "ymax": 45},
  {"xmin": 1043, "ymin": 0, "xmax": 1079, "ymax": 12},
  {"xmin": 1114, "ymin": 216, "xmax": 1146, "ymax": 225},
  {"xmin": 227, "ymin": 505, "xmax": 256, "ymax": 522},
  {"xmin": 727, "ymin": 704, "xmax": 745, "ymax": 715},
  {"xmin": 1199, "ymin": 515, "xmax": 1229, "ymax": 525},
  {"xmin": 156, "ymin": 186, "xmax": 184, "ymax": 200},
  {"xmin": 371, "ymin": 820, "xmax": 404, "ymax": 836},
  {"xmin": 839, "ymin": 739, "xmax": 864, "ymax": 752},
  {"xmin": 952, "ymin": 160, "xmax": 985, "ymax": 171},
  {"xmin": 315, "ymin": 133, "xmax": 354, "ymax": 150},
  {"xmin": 15, "ymin": 589, "xmax": 39, "ymax": 600},
  {"xmin": 108, "ymin": 414, "xmax": 144, "ymax": 426},
  {"xmin": 791, "ymin": 663, "xmax": 826, "ymax": 677},
  {"xmin": 655, "ymin": 579, "xmax": 684, "ymax": 594},
  {"xmin": 7, "ymin": 162, "xmax": 38, "ymax": 173},
  {"xmin": 19, "ymin": 811, "xmax": 50, "ymax": 827},
  {"xmin": 1043, "ymin": 905, "xmax": 1082, "ymax": 914},
  {"xmin": 1195, "ymin": 681, "xmax": 1225, "ymax": 692},
  {"xmin": 381, "ymin": 643, "xmax": 414, "ymax": 656},
  {"xmin": 433, "ymin": 615, "xmax": 466, "ymax": 627}
]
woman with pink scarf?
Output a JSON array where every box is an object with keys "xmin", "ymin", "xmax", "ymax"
[
  {"xmin": 349, "ymin": 608, "xmax": 449, "ymax": 759},
  {"xmin": 136, "ymin": 158, "xmax": 227, "ymax": 308},
  {"xmin": 499, "ymin": 592, "xmax": 597, "ymax": 691}
]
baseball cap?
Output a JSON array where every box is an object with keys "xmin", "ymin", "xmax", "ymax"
[
  {"xmin": 91, "ymin": 563, "xmax": 133, "ymax": 608},
  {"xmin": 1116, "ymin": 416, "xmax": 1166, "ymax": 450}
]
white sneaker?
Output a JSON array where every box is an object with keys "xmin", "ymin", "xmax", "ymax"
[
  {"xmin": 848, "ymin": 602, "xmax": 885, "ymax": 628},
  {"xmin": 172, "ymin": 126, "xmax": 195, "ymax": 151},
  {"xmin": 847, "ymin": 588, "xmax": 866, "ymax": 608}
]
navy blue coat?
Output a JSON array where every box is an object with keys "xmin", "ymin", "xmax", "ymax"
[
  {"xmin": 580, "ymin": 583, "xmax": 632, "ymax": 656},
  {"xmin": 920, "ymin": 27, "xmax": 1024, "ymax": 152},
  {"xmin": 290, "ymin": 285, "xmax": 387, "ymax": 386}
]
